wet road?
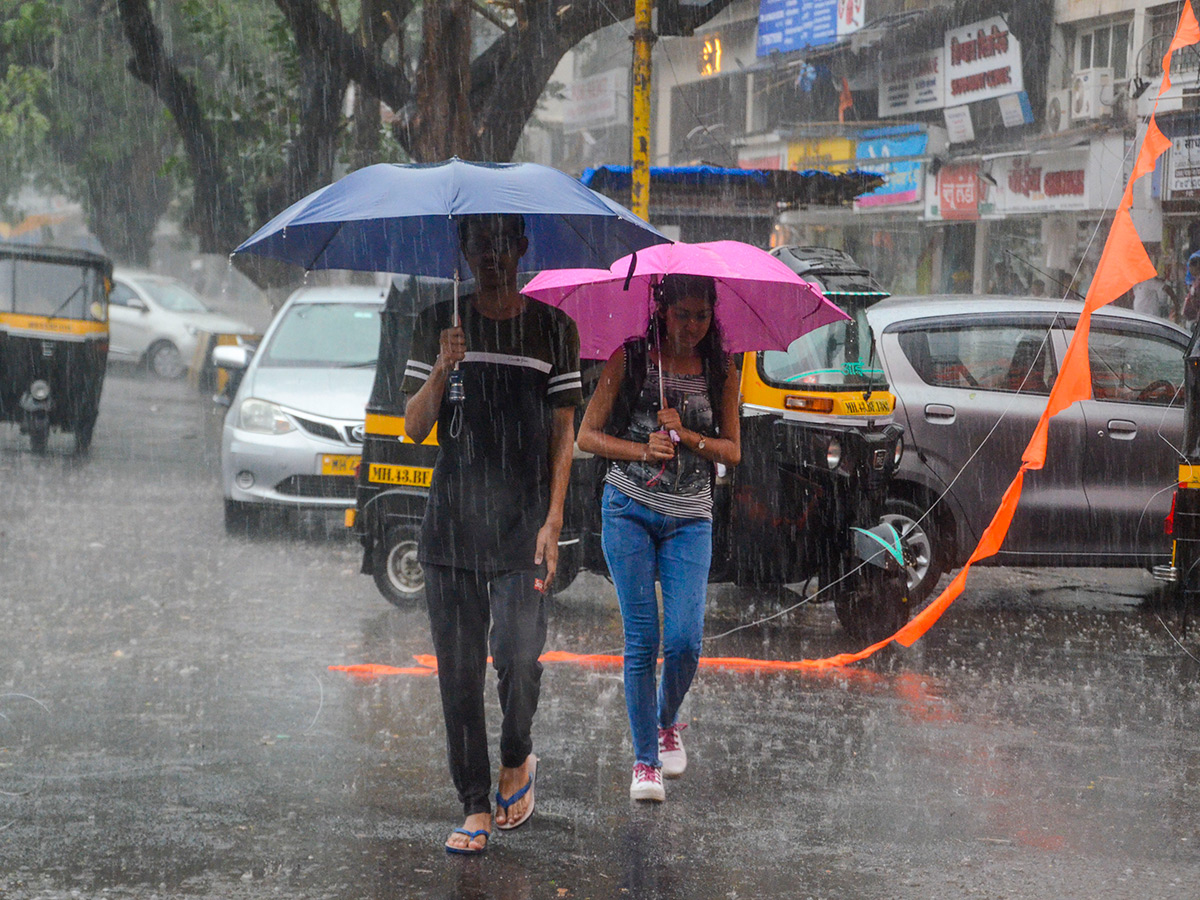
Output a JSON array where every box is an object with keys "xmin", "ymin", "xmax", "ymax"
[{"xmin": 2, "ymin": 370, "xmax": 1199, "ymax": 899}]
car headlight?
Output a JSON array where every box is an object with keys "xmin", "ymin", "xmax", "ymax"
[
  {"xmin": 893, "ymin": 435, "xmax": 904, "ymax": 467},
  {"xmin": 184, "ymin": 324, "xmax": 200, "ymax": 336},
  {"xmin": 238, "ymin": 398, "xmax": 295, "ymax": 434},
  {"xmin": 825, "ymin": 437, "xmax": 842, "ymax": 470}
]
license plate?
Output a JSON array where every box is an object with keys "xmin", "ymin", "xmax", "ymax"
[
  {"xmin": 368, "ymin": 463, "xmax": 433, "ymax": 488},
  {"xmin": 320, "ymin": 454, "xmax": 360, "ymax": 476}
]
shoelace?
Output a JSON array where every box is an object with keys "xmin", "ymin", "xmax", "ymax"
[
  {"xmin": 633, "ymin": 762, "xmax": 661, "ymax": 783},
  {"xmin": 659, "ymin": 722, "xmax": 687, "ymax": 752}
]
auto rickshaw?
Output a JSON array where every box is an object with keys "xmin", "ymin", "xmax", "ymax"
[
  {"xmin": 0, "ymin": 243, "xmax": 111, "ymax": 453},
  {"xmin": 351, "ymin": 248, "xmax": 911, "ymax": 642}
]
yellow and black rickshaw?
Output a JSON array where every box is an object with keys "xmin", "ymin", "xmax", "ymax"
[
  {"xmin": 0, "ymin": 243, "xmax": 111, "ymax": 453},
  {"xmin": 351, "ymin": 248, "xmax": 912, "ymax": 643}
]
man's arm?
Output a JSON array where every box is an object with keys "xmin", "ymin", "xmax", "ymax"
[
  {"xmin": 534, "ymin": 406, "xmax": 576, "ymax": 585},
  {"xmin": 403, "ymin": 326, "xmax": 464, "ymax": 443}
]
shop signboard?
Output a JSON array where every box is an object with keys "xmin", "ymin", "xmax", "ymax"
[
  {"xmin": 989, "ymin": 149, "xmax": 1089, "ymax": 214},
  {"xmin": 929, "ymin": 162, "xmax": 984, "ymax": 221},
  {"xmin": 879, "ymin": 49, "xmax": 945, "ymax": 116},
  {"xmin": 564, "ymin": 69, "xmax": 628, "ymax": 132},
  {"xmin": 1167, "ymin": 134, "xmax": 1200, "ymax": 198},
  {"xmin": 787, "ymin": 136, "xmax": 856, "ymax": 173},
  {"xmin": 944, "ymin": 15, "xmax": 1024, "ymax": 107},
  {"xmin": 756, "ymin": 0, "xmax": 863, "ymax": 57},
  {"xmin": 855, "ymin": 125, "xmax": 926, "ymax": 209}
]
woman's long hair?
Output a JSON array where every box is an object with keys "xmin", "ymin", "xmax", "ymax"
[{"xmin": 650, "ymin": 274, "xmax": 728, "ymax": 428}]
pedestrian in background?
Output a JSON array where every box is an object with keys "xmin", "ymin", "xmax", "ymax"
[
  {"xmin": 402, "ymin": 214, "xmax": 582, "ymax": 854},
  {"xmin": 1182, "ymin": 255, "xmax": 1200, "ymax": 329},
  {"xmin": 577, "ymin": 274, "xmax": 741, "ymax": 802}
]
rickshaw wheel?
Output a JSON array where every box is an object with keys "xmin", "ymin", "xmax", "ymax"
[
  {"xmin": 374, "ymin": 523, "xmax": 425, "ymax": 607},
  {"xmin": 834, "ymin": 566, "xmax": 911, "ymax": 645},
  {"xmin": 28, "ymin": 420, "xmax": 49, "ymax": 454},
  {"xmin": 75, "ymin": 416, "xmax": 97, "ymax": 453}
]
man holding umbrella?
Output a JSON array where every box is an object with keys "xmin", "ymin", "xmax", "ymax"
[{"xmin": 401, "ymin": 213, "xmax": 582, "ymax": 854}]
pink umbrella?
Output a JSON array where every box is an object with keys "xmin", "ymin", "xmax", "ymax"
[{"xmin": 521, "ymin": 240, "xmax": 849, "ymax": 360}]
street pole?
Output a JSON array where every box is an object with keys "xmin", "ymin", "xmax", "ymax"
[{"xmin": 630, "ymin": 0, "xmax": 655, "ymax": 219}]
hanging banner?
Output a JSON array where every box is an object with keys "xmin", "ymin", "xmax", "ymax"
[{"xmin": 945, "ymin": 15, "xmax": 1025, "ymax": 106}]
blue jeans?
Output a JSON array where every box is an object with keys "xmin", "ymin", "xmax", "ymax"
[{"xmin": 600, "ymin": 484, "xmax": 712, "ymax": 767}]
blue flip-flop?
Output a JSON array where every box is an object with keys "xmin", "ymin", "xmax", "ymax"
[
  {"xmin": 445, "ymin": 827, "xmax": 490, "ymax": 855},
  {"xmin": 495, "ymin": 755, "xmax": 537, "ymax": 831}
]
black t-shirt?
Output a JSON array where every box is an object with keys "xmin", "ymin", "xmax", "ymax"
[{"xmin": 401, "ymin": 297, "xmax": 583, "ymax": 571}]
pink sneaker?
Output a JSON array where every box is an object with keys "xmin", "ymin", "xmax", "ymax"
[
  {"xmin": 629, "ymin": 762, "xmax": 665, "ymax": 802},
  {"xmin": 658, "ymin": 723, "xmax": 688, "ymax": 778}
]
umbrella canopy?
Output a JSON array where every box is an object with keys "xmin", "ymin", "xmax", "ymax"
[
  {"xmin": 232, "ymin": 158, "xmax": 670, "ymax": 277},
  {"xmin": 521, "ymin": 240, "xmax": 850, "ymax": 360}
]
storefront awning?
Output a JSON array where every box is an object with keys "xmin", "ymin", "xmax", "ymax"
[{"xmin": 580, "ymin": 165, "xmax": 886, "ymax": 208}]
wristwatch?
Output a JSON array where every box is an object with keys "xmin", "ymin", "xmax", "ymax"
[{"xmin": 697, "ymin": 436, "xmax": 706, "ymax": 451}]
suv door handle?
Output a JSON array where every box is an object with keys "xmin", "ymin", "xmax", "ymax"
[
  {"xmin": 924, "ymin": 403, "xmax": 956, "ymax": 423},
  {"xmin": 1106, "ymin": 419, "xmax": 1138, "ymax": 440}
]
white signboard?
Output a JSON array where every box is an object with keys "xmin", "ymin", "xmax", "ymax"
[
  {"xmin": 944, "ymin": 105, "xmax": 975, "ymax": 144},
  {"xmin": 564, "ymin": 69, "xmax": 628, "ymax": 132},
  {"xmin": 879, "ymin": 49, "xmax": 945, "ymax": 116},
  {"xmin": 990, "ymin": 149, "xmax": 1089, "ymax": 213},
  {"xmin": 1169, "ymin": 135, "xmax": 1200, "ymax": 194},
  {"xmin": 944, "ymin": 15, "xmax": 1025, "ymax": 106},
  {"xmin": 837, "ymin": 0, "xmax": 865, "ymax": 33}
]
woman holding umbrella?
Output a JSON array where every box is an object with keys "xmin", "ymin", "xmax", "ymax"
[{"xmin": 577, "ymin": 273, "xmax": 741, "ymax": 802}]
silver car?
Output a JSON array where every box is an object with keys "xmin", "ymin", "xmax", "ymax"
[
  {"xmin": 218, "ymin": 284, "xmax": 385, "ymax": 530},
  {"xmin": 869, "ymin": 295, "xmax": 1188, "ymax": 603},
  {"xmin": 109, "ymin": 269, "xmax": 256, "ymax": 379}
]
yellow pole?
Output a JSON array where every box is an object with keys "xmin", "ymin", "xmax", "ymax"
[{"xmin": 630, "ymin": 0, "xmax": 655, "ymax": 219}]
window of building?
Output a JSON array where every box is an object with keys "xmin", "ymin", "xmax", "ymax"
[
  {"xmin": 1076, "ymin": 19, "xmax": 1131, "ymax": 79},
  {"xmin": 669, "ymin": 73, "xmax": 747, "ymax": 165}
]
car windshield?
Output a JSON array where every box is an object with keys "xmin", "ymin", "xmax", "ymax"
[
  {"xmin": 259, "ymin": 302, "xmax": 381, "ymax": 368},
  {"xmin": 0, "ymin": 256, "xmax": 107, "ymax": 320},
  {"xmin": 138, "ymin": 276, "xmax": 210, "ymax": 312},
  {"xmin": 760, "ymin": 299, "xmax": 885, "ymax": 390}
]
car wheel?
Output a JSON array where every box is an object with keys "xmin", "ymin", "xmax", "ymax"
[
  {"xmin": 148, "ymin": 340, "xmax": 186, "ymax": 379},
  {"xmin": 883, "ymin": 497, "xmax": 945, "ymax": 606},
  {"xmin": 224, "ymin": 498, "xmax": 262, "ymax": 533},
  {"xmin": 834, "ymin": 565, "xmax": 910, "ymax": 645},
  {"xmin": 374, "ymin": 523, "xmax": 425, "ymax": 607}
]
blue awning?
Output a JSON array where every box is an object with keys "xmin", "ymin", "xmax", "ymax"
[{"xmin": 580, "ymin": 165, "xmax": 885, "ymax": 207}]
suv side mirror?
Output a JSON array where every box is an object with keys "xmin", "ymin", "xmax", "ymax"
[
  {"xmin": 212, "ymin": 344, "xmax": 251, "ymax": 371},
  {"xmin": 127, "ymin": 297, "xmax": 148, "ymax": 313}
]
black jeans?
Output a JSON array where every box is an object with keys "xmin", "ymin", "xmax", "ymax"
[{"xmin": 424, "ymin": 563, "xmax": 547, "ymax": 816}]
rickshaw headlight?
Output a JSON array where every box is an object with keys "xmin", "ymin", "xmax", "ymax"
[
  {"xmin": 893, "ymin": 435, "xmax": 904, "ymax": 467},
  {"xmin": 239, "ymin": 398, "xmax": 295, "ymax": 435},
  {"xmin": 30, "ymin": 380, "xmax": 50, "ymax": 402},
  {"xmin": 825, "ymin": 438, "xmax": 842, "ymax": 470}
]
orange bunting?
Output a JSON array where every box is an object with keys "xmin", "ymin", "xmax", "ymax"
[{"xmin": 1161, "ymin": 0, "xmax": 1200, "ymax": 94}]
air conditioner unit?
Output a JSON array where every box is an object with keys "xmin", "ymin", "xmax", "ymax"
[
  {"xmin": 1071, "ymin": 67, "xmax": 1114, "ymax": 120},
  {"xmin": 1045, "ymin": 89, "xmax": 1072, "ymax": 134}
]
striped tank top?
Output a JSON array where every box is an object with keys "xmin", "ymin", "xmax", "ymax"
[{"xmin": 605, "ymin": 362, "xmax": 714, "ymax": 520}]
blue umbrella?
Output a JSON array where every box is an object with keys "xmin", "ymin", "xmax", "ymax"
[{"xmin": 232, "ymin": 158, "xmax": 670, "ymax": 277}]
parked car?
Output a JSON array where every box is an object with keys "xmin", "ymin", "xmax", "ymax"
[
  {"xmin": 216, "ymin": 284, "xmax": 385, "ymax": 531},
  {"xmin": 869, "ymin": 294, "xmax": 1188, "ymax": 603},
  {"xmin": 108, "ymin": 269, "xmax": 255, "ymax": 379}
]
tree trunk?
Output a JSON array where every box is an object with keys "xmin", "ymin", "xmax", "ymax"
[{"xmin": 412, "ymin": 0, "xmax": 473, "ymax": 161}]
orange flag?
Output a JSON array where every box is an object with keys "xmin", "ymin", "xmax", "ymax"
[{"xmin": 838, "ymin": 77, "xmax": 854, "ymax": 124}]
